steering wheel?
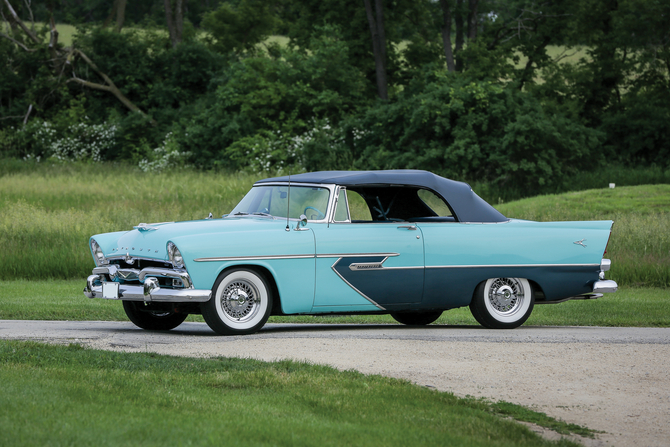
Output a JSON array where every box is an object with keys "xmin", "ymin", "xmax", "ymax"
[{"xmin": 303, "ymin": 206, "xmax": 325, "ymax": 220}]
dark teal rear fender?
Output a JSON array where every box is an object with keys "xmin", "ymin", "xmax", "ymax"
[
  {"xmin": 422, "ymin": 264, "xmax": 599, "ymax": 308},
  {"xmin": 418, "ymin": 219, "xmax": 613, "ymax": 307}
]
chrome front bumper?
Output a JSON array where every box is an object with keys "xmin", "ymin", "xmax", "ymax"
[{"xmin": 83, "ymin": 265, "xmax": 211, "ymax": 303}]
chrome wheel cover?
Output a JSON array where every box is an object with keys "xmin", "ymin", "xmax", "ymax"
[
  {"xmin": 486, "ymin": 278, "xmax": 525, "ymax": 317},
  {"xmin": 220, "ymin": 279, "xmax": 260, "ymax": 322}
]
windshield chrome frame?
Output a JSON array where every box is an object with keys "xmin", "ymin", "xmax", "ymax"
[{"xmin": 242, "ymin": 182, "xmax": 338, "ymax": 224}]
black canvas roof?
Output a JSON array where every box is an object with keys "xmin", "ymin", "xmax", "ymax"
[{"xmin": 256, "ymin": 170, "xmax": 508, "ymax": 223}]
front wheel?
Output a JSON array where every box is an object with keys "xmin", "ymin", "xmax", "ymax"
[
  {"xmin": 122, "ymin": 301, "xmax": 188, "ymax": 331},
  {"xmin": 469, "ymin": 278, "xmax": 534, "ymax": 329},
  {"xmin": 391, "ymin": 311, "xmax": 443, "ymax": 326},
  {"xmin": 201, "ymin": 268, "xmax": 273, "ymax": 335}
]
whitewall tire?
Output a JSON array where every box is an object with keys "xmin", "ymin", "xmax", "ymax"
[
  {"xmin": 201, "ymin": 268, "xmax": 273, "ymax": 335},
  {"xmin": 470, "ymin": 277, "xmax": 534, "ymax": 329}
]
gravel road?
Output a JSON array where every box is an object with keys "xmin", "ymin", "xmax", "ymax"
[{"xmin": 1, "ymin": 320, "xmax": 669, "ymax": 447}]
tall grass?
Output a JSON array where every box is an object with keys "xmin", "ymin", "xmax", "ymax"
[
  {"xmin": 0, "ymin": 162, "xmax": 254, "ymax": 280},
  {"xmin": 472, "ymin": 164, "xmax": 670, "ymax": 204},
  {"xmin": 497, "ymin": 185, "xmax": 670, "ymax": 287},
  {"xmin": 1, "ymin": 161, "xmax": 668, "ymax": 286}
]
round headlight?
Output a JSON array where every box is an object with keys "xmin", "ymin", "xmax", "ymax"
[
  {"xmin": 167, "ymin": 242, "xmax": 184, "ymax": 269},
  {"xmin": 90, "ymin": 239, "xmax": 108, "ymax": 266}
]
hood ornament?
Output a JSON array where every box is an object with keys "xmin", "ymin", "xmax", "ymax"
[
  {"xmin": 134, "ymin": 223, "xmax": 158, "ymax": 231},
  {"xmin": 573, "ymin": 238, "xmax": 587, "ymax": 248}
]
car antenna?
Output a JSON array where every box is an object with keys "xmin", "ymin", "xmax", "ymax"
[{"xmin": 285, "ymin": 170, "xmax": 291, "ymax": 232}]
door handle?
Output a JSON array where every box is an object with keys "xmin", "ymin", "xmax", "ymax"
[{"xmin": 397, "ymin": 225, "xmax": 417, "ymax": 230}]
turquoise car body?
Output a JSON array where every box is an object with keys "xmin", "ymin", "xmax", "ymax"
[{"xmin": 85, "ymin": 170, "xmax": 617, "ymax": 333}]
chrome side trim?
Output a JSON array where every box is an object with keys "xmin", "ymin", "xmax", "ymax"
[
  {"xmin": 194, "ymin": 254, "xmax": 315, "ymax": 262},
  {"xmin": 194, "ymin": 253, "xmax": 403, "ymax": 262},
  {"xmin": 330, "ymin": 258, "xmax": 385, "ymax": 310},
  {"xmin": 317, "ymin": 253, "xmax": 399, "ymax": 258},
  {"xmin": 425, "ymin": 263, "xmax": 599, "ymax": 269}
]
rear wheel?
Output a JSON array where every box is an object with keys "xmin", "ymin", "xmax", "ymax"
[
  {"xmin": 470, "ymin": 278, "xmax": 534, "ymax": 329},
  {"xmin": 122, "ymin": 301, "xmax": 188, "ymax": 331},
  {"xmin": 391, "ymin": 311, "xmax": 443, "ymax": 326},
  {"xmin": 201, "ymin": 268, "xmax": 273, "ymax": 335}
]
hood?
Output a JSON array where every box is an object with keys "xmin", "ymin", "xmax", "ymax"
[{"xmin": 90, "ymin": 216, "xmax": 284, "ymax": 262}]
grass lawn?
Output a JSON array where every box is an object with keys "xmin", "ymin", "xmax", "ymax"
[{"xmin": 0, "ymin": 340, "xmax": 588, "ymax": 446}]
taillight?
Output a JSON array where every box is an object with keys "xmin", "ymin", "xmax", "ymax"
[{"xmin": 604, "ymin": 231, "xmax": 612, "ymax": 255}]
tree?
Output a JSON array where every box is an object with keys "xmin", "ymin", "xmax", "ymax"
[
  {"xmin": 103, "ymin": 0, "xmax": 128, "ymax": 32},
  {"xmin": 0, "ymin": 0, "xmax": 152, "ymax": 120},
  {"xmin": 363, "ymin": 0, "xmax": 388, "ymax": 100},
  {"xmin": 164, "ymin": 0, "xmax": 187, "ymax": 48},
  {"xmin": 201, "ymin": 0, "xmax": 278, "ymax": 54},
  {"xmin": 439, "ymin": 0, "xmax": 456, "ymax": 71}
]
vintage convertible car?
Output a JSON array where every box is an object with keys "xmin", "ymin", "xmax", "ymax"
[{"xmin": 84, "ymin": 170, "xmax": 617, "ymax": 335}]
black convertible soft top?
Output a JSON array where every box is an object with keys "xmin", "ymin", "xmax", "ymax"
[{"xmin": 256, "ymin": 170, "xmax": 508, "ymax": 223}]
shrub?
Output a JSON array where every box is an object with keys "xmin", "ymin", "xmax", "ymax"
[
  {"xmin": 304, "ymin": 70, "xmax": 604, "ymax": 193},
  {"xmin": 180, "ymin": 25, "xmax": 369, "ymax": 170},
  {"xmin": 138, "ymin": 133, "xmax": 191, "ymax": 172}
]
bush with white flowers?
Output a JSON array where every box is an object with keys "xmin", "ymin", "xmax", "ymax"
[
  {"xmin": 48, "ymin": 122, "xmax": 118, "ymax": 162},
  {"xmin": 139, "ymin": 132, "xmax": 191, "ymax": 172}
]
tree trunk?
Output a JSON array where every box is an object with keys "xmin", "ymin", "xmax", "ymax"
[
  {"xmin": 104, "ymin": 0, "xmax": 128, "ymax": 32},
  {"xmin": 439, "ymin": 0, "xmax": 456, "ymax": 72},
  {"xmin": 164, "ymin": 0, "xmax": 185, "ymax": 48},
  {"xmin": 454, "ymin": 0, "xmax": 464, "ymax": 72},
  {"xmin": 363, "ymin": 0, "xmax": 388, "ymax": 100},
  {"xmin": 467, "ymin": 0, "xmax": 478, "ymax": 41}
]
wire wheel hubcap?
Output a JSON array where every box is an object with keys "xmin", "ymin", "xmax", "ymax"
[
  {"xmin": 221, "ymin": 280, "xmax": 259, "ymax": 321},
  {"xmin": 488, "ymin": 278, "xmax": 524, "ymax": 315}
]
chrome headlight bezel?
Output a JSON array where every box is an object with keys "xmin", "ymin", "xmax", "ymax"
[
  {"xmin": 167, "ymin": 241, "xmax": 185, "ymax": 269},
  {"xmin": 90, "ymin": 239, "xmax": 108, "ymax": 266}
]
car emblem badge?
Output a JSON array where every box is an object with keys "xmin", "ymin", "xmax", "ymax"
[{"xmin": 573, "ymin": 238, "xmax": 587, "ymax": 248}]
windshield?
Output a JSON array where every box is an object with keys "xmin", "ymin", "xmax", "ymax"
[{"xmin": 229, "ymin": 185, "xmax": 331, "ymax": 220}]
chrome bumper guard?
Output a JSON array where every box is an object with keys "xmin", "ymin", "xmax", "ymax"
[
  {"xmin": 592, "ymin": 279, "xmax": 618, "ymax": 294},
  {"xmin": 83, "ymin": 265, "xmax": 211, "ymax": 303}
]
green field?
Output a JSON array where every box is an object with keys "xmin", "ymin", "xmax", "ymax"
[{"xmin": 1, "ymin": 162, "xmax": 667, "ymax": 286}]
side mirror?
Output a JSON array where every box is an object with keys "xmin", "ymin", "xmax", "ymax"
[{"xmin": 295, "ymin": 214, "xmax": 308, "ymax": 230}]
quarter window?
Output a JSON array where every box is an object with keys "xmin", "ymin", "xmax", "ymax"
[{"xmin": 417, "ymin": 189, "xmax": 453, "ymax": 217}]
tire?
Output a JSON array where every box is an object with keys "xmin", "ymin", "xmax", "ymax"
[
  {"xmin": 201, "ymin": 268, "xmax": 273, "ymax": 335},
  {"xmin": 469, "ymin": 277, "xmax": 534, "ymax": 329},
  {"xmin": 122, "ymin": 301, "xmax": 188, "ymax": 331},
  {"xmin": 391, "ymin": 311, "xmax": 443, "ymax": 326}
]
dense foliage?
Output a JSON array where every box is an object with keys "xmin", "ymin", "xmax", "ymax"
[{"xmin": 1, "ymin": 0, "xmax": 669, "ymax": 196}]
